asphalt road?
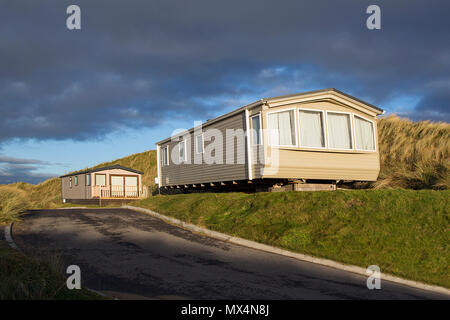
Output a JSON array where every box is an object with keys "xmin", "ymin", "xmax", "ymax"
[{"xmin": 12, "ymin": 208, "xmax": 448, "ymax": 300}]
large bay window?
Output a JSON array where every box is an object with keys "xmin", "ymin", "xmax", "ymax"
[
  {"xmin": 267, "ymin": 110, "xmax": 296, "ymax": 146},
  {"xmin": 299, "ymin": 110, "xmax": 325, "ymax": 148},
  {"xmin": 327, "ymin": 112, "xmax": 353, "ymax": 149},
  {"xmin": 354, "ymin": 115, "xmax": 375, "ymax": 151}
]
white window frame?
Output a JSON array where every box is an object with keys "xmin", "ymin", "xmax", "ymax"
[
  {"xmin": 250, "ymin": 113, "xmax": 263, "ymax": 146},
  {"xmin": 179, "ymin": 139, "xmax": 187, "ymax": 162},
  {"xmin": 353, "ymin": 114, "xmax": 377, "ymax": 152},
  {"xmin": 266, "ymin": 108, "xmax": 298, "ymax": 148},
  {"xmin": 195, "ymin": 133, "xmax": 204, "ymax": 154},
  {"xmin": 162, "ymin": 146, "xmax": 169, "ymax": 166},
  {"xmin": 298, "ymin": 108, "xmax": 327, "ymax": 149},
  {"xmin": 325, "ymin": 110, "xmax": 354, "ymax": 151}
]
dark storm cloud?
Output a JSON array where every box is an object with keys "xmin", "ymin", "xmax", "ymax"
[
  {"xmin": 0, "ymin": 155, "xmax": 57, "ymax": 184},
  {"xmin": 0, "ymin": 0, "xmax": 449, "ymax": 147}
]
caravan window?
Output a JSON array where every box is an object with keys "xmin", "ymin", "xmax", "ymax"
[
  {"xmin": 179, "ymin": 140, "xmax": 186, "ymax": 162},
  {"xmin": 95, "ymin": 174, "xmax": 106, "ymax": 186},
  {"xmin": 327, "ymin": 112, "xmax": 353, "ymax": 150},
  {"xmin": 195, "ymin": 134, "xmax": 204, "ymax": 154},
  {"xmin": 354, "ymin": 115, "xmax": 375, "ymax": 151},
  {"xmin": 299, "ymin": 110, "xmax": 325, "ymax": 148},
  {"xmin": 267, "ymin": 110, "xmax": 296, "ymax": 147},
  {"xmin": 162, "ymin": 146, "xmax": 169, "ymax": 166},
  {"xmin": 251, "ymin": 114, "xmax": 262, "ymax": 145}
]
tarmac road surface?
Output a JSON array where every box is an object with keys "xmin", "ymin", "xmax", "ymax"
[{"xmin": 12, "ymin": 208, "xmax": 449, "ymax": 300}]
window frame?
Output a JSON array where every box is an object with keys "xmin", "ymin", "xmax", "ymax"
[
  {"xmin": 74, "ymin": 176, "xmax": 78, "ymax": 186},
  {"xmin": 179, "ymin": 139, "xmax": 187, "ymax": 162},
  {"xmin": 325, "ymin": 110, "xmax": 354, "ymax": 151},
  {"xmin": 95, "ymin": 173, "xmax": 106, "ymax": 186},
  {"xmin": 298, "ymin": 108, "xmax": 327, "ymax": 149},
  {"xmin": 353, "ymin": 114, "xmax": 377, "ymax": 152},
  {"xmin": 69, "ymin": 177, "xmax": 72, "ymax": 188},
  {"xmin": 86, "ymin": 174, "xmax": 91, "ymax": 186},
  {"xmin": 162, "ymin": 146, "xmax": 169, "ymax": 166},
  {"xmin": 250, "ymin": 113, "xmax": 263, "ymax": 146},
  {"xmin": 195, "ymin": 133, "xmax": 204, "ymax": 154},
  {"xmin": 266, "ymin": 107, "xmax": 298, "ymax": 148}
]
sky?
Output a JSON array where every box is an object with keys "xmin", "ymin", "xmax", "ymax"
[{"xmin": 0, "ymin": 0, "xmax": 449, "ymax": 184}]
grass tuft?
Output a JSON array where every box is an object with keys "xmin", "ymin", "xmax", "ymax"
[
  {"xmin": 0, "ymin": 242, "xmax": 102, "ymax": 300},
  {"xmin": 0, "ymin": 186, "xmax": 28, "ymax": 224}
]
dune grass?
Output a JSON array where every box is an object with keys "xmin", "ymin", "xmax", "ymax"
[
  {"xmin": 0, "ymin": 242, "xmax": 102, "ymax": 300},
  {"xmin": 0, "ymin": 186, "xmax": 28, "ymax": 224},
  {"xmin": 376, "ymin": 115, "xmax": 449, "ymax": 189},
  {"xmin": 136, "ymin": 189, "xmax": 450, "ymax": 288}
]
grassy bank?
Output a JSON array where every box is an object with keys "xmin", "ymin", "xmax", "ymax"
[
  {"xmin": 0, "ymin": 242, "xmax": 102, "ymax": 299},
  {"xmin": 136, "ymin": 189, "xmax": 450, "ymax": 288}
]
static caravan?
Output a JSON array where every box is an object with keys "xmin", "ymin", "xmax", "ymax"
[
  {"xmin": 60, "ymin": 164, "xmax": 146, "ymax": 203},
  {"xmin": 155, "ymin": 88, "xmax": 384, "ymax": 191}
]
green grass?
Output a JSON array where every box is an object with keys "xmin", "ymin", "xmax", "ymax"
[
  {"xmin": 136, "ymin": 189, "xmax": 450, "ymax": 288},
  {"xmin": 0, "ymin": 242, "xmax": 103, "ymax": 299}
]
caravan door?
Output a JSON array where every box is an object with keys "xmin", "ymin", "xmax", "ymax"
[{"xmin": 111, "ymin": 175, "xmax": 124, "ymax": 197}]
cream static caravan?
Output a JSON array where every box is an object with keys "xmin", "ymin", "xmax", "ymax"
[{"xmin": 155, "ymin": 89, "xmax": 384, "ymax": 191}]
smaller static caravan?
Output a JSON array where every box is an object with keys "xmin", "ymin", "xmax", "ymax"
[
  {"xmin": 155, "ymin": 88, "xmax": 384, "ymax": 191},
  {"xmin": 60, "ymin": 164, "xmax": 146, "ymax": 203}
]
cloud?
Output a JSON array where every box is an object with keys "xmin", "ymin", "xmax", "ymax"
[
  {"xmin": 0, "ymin": 156, "xmax": 58, "ymax": 184},
  {"xmin": 413, "ymin": 86, "xmax": 450, "ymax": 122},
  {"xmin": 0, "ymin": 156, "xmax": 48, "ymax": 165},
  {"xmin": 0, "ymin": 0, "xmax": 449, "ymax": 148}
]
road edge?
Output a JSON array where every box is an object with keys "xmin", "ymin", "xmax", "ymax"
[
  {"xmin": 4, "ymin": 223, "xmax": 19, "ymax": 249},
  {"xmin": 7, "ymin": 221, "xmax": 114, "ymax": 300},
  {"xmin": 124, "ymin": 204, "xmax": 450, "ymax": 297}
]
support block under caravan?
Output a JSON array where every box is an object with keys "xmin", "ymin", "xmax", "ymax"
[
  {"xmin": 292, "ymin": 183, "xmax": 336, "ymax": 192},
  {"xmin": 268, "ymin": 182, "xmax": 336, "ymax": 192}
]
